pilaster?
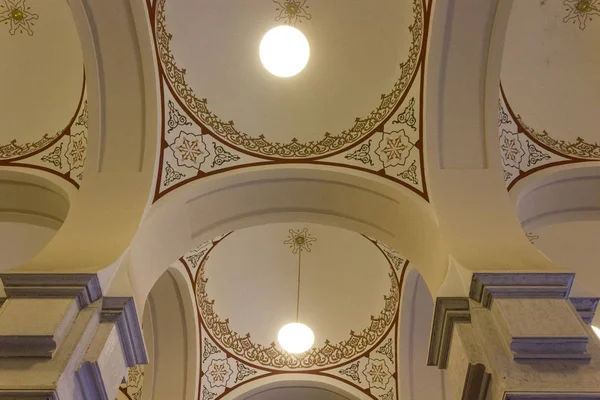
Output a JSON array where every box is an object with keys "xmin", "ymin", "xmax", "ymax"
[
  {"xmin": 429, "ymin": 273, "xmax": 600, "ymax": 400},
  {"xmin": 0, "ymin": 273, "xmax": 147, "ymax": 400}
]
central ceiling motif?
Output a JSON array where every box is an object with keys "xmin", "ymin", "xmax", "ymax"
[
  {"xmin": 178, "ymin": 223, "xmax": 408, "ymax": 400},
  {"xmin": 149, "ymin": 0, "xmax": 431, "ymax": 202}
]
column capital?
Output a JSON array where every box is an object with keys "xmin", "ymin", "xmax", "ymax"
[{"xmin": 429, "ymin": 272, "xmax": 600, "ymax": 400}]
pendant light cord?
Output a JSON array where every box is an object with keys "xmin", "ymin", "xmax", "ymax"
[{"xmin": 296, "ymin": 249, "xmax": 302, "ymax": 322}]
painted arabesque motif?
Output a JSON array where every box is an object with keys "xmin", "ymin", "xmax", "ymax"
[
  {"xmin": 179, "ymin": 230, "xmax": 408, "ymax": 400},
  {"xmin": 150, "ymin": 0, "xmax": 431, "ymax": 202}
]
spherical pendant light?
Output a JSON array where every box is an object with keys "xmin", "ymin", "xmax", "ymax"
[
  {"xmin": 278, "ymin": 322, "xmax": 315, "ymax": 354},
  {"xmin": 593, "ymin": 326, "xmax": 600, "ymax": 339},
  {"xmin": 260, "ymin": 26, "xmax": 310, "ymax": 77}
]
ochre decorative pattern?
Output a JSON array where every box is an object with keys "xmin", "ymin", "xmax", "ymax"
[
  {"xmin": 345, "ymin": 140, "xmax": 374, "ymax": 166},
  {"xmin": 363, "ymin": 359, "xmax": 391, "ymax": 389},
  {"xmin": 66, "ymin": 131, "xmax": 87, "ymax": 170},
  {"xmin": 397, "ymin": 160, "xmax": 418, "ymax": 185},
  {"xmin": 376, "ymin": 130, "xmax": 414, "ymax": 168},
  {"xmin": 171, "ymin": 131, "xmax": 209, "ymax": 169},
  {"xmin": 379, "ymin": 388, "xmax": 395, "ymax": 400},
  {"xmin": 207, "ymin": 359, "xmax": 233, "ymax": 388},
  {"xmin": 154, "ymin": 0, "xmax": 423, "ymax": 159},
  {"xmin": 202, "ymin": 386, "xmax": 217, "ymax": 400},
  {"xmin": 283, "ymin": 228, "xmax": 317, "ymax": 254},
  {"xmin": 196, "ymin": 260, "xmax": 399, "ymax": 369},
  {"xmin": 203, "ymin": 338, "xmax": 221, "ymax": 363},
  {"xmin": 526, "ymin": 140, "xmax": 551, "ymax": 166},
  {"xmin": 499, "ymin": 129, "xmax": 525, "ymax": 169},
  {"xmin": 235, "ymin": 361, "xmax": 257, "ymax": 383},
  {"xmin": 517, "ymin": 115, "xmax": 600, "ymax": 159},
  {"xmin": 273, "ymin": 0, "xmax": 311, "ymax": 25},
  {"xmin": 392, "ymin": 97, "xmax": 416, "ymax": 131},
  {"xmin": 376, "ymin": 338, "xmax": 394, "ymax": 361},
  {"xmin": 0, "ymin": 76, "xmax": 88, "ymax": 189},
  {"xmin": 339, "ymin": 361, "xmax": 362, "ymax": 383},
  {"xmin": 0, "ymin": 0, "xmax": 38, "ymax": 36},
  {"xmin": 41, "ymin": 143, "xmax": 63, "ymax": 168},
  {"xmin": 211, "ymin": 143, "xmax": 240, "ymax": 168},
  {"xmin": 163, "ymin": 161, "xmax": 185, "ymax": 186},
  {"xmin": 117, "ymin": 365, "xmax": 144, "ymax": 400},
  {"xmin": 563, "ymin": 0, "xmax": 600, "ymax": 30},
  {"xmin": 0, "ymin": 134, "xmax": 60, "ymax": 160}
]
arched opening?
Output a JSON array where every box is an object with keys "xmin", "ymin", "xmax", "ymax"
[
  {"xmin": 139, "ymin": 266, "xmax": 198, "ymax": 400},
  {"xmin": 398, "ymin": 268, "xmax": 452, "ymax": 400}
]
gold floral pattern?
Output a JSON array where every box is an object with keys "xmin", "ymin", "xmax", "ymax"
[
  {"xmin": 380, "ymin": 388, "xmax": 395, "ymax": 400},
  {"xmin": 363, "ymin": 359, "xmax": 391, "ymax": 389},
  {"xmin": 274, "ymin": 0, "xmax": 311, "ymax": 25},
  {"xmin": 376, "ymin": 130, "xmax": 414, "ymax": 168},
  {"xmin": 283, "ymin": 228, "xmax": 317, "ymax": 254},
  {"xmin": 376, "ymin": 338, "xmax": 394, "ymax": 361},
  {"xmin": 170, "ymin": 131, "xmax": 209, "ymax": 169},
  {"xmin": 117, "ymin": 365, "xmax": 144, "ymax": 400},
  {"xmin": 339, "ymin": 361, "xmax": 361, "ymax": 383},
  {"xmin": 196, "ymin": 260, "xmax": 400, "ymax": 369},
  {"xmin": 397, "ymin": 160, "xmax": 418, "ymax": 185},
  {"xmin": 563, "ymin": 0, "xmax": 600, "ymax": 30},
  {"xmin": 66, "ymin": 131, "xmax": 87, "ymax": 169},
  {"xmin": 154, "ymin": 0, "xmax": 423, "ymax": 159},
  {"xmin": 345, "ymin": 140, "xmax": 374, "ymax": 165},
  {"xmin": 392, "ymin": 97, "xmax": 417, "ymax": 131},
  {"xmin": 0, "ymin": 133, "xmax": 60, "ymax": 160},
  {"xmin": 41, "ymin": 143, "xmax": 63, "ymax": 168},
  {"xmin": 499, "ymin": 129, "xmax": 525, "ymax": 169},
  {"xmin": 516, "ymin": 115, "xmax": 600, "ymax": 159},
  {"xmin": 0, "ymin": 0, "xmax": 38, "ymax": 36},
  {"xmin": 206, "ymin": 359, "xmax": 233, "ymax": 388}
]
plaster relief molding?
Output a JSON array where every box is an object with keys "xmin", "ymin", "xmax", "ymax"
[
  {"xmin": 0, "ymin": 273, "xmax": 102, "ymax": 309},
  {"xmin": 469, "ymin": 273, "xmax": 575, "ymax": 308},
  {"xmin": 570, "ymin": 297, "xmax": 600, "ymax": 324},
  {"xmin": 100, "ymin": 297, "xmax": 148, "ymax": 367},
  {"xmin": 0, "ymin": 297, "xmax": 78, "ymax": 358},
  {"xmin": 427, "ymin": 297, "xmax": 470, "ymax": 368}
]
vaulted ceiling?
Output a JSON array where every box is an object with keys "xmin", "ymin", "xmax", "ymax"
[
  {"xmin": 149, "ymin": 0, "xmax": 431, "ymax": 202},
  {"xmin": 0, "ymin": 0, "xmax": 88, "ymax": 188}
]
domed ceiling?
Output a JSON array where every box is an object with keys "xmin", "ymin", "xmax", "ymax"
[
  {"xmin": 498, "ymin": 0, "xmax": 600, "ymax": 190},
  {"xmin": 148, "ymin": 0, "xmax": 431, "ymax": 202},
  {"xmin": 178, "ymin": 223, "xmax": 409, "ymax": 400},
  {"xmin": 0, "ymin": 0, "xmax": 87, "ymax": 188}
]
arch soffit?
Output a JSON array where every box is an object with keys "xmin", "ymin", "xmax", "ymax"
[
  {"xmin": 127, "ymin": 166, "xmax": 445, "ymax": 308},
  {"xmin": 12, "ymin": 0, "xmax": 160, "ymax": 274},
  {"xmin": 423, "ymin": 0, "xmax": 560, "ymax": 275}
]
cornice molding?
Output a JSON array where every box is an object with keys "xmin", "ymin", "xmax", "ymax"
[
  {"xmin": 570, "ymin": 297, "xmax": 600, "ymax": 324},
  {"xmin": 427, "ymin": 297, "xmax": 470, "ymax": 368},
  {"xmin": 101, "ymin": 297, "xmax": 148, "ymax": 367},
  {"xmin": 0, "ymin": 273, "xmax": 102, "ymax": 308},
  {"xmin": 469, "ymin": 273, "xmax": 575, "ymax": 308},
  {"xmin": 462, "ymin": 363, "xmax": 491, "ymax": 400}
]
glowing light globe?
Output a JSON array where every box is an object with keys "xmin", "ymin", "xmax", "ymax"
[
  {"xmin": 278, "ymin": 322, "xmax": 315, "ymax": 354},
  {"xmin": 260, "ymin": 26, "xmax": 310, "ymax": 78},
  {"xmin": 593, "ymin": 326, "xmax": 600, "ymax": 339}
]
